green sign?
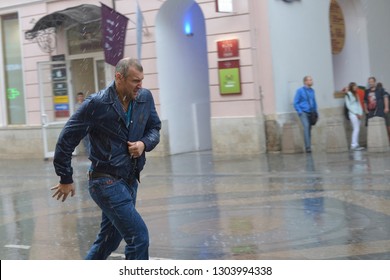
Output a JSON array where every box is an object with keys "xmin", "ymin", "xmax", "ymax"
[
  {"xmin": 219, "ymin": 68, "xmax": 241, "ymax": 95},
  {"xmin": 7, "ymin": 88, "xmax": 20, "ymax": 100}
]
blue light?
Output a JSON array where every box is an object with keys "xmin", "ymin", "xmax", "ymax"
[
  {"xmin": 184, "ymin": 21, "xmax": 193, "ymax": 36},
  {"xmin": 183, "ymin": 5, "xmax": 194, "ymax": 36}
]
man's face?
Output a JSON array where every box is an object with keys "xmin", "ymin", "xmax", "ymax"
[
  {"xmin": 77, "ymin": 95, "xmax": 84, "ymax": 103},
  {"xmin": 305, "ymin": 77, "xmax": 313, "ymax": 87},
  {"xmin": 368, "ymin": 78, "xmax": 376, "ymax": 89},
  {"xmin": 117, "ymin": 67, "xmax": 144, "ymax": 101}
]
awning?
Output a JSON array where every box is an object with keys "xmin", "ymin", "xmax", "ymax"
[{"xmin": 25, "ymin": 4, "xmax": 101, "ymax": 39}]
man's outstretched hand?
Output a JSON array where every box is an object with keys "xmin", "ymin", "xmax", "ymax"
[{"xmin": 51, "ymin": 183, "xmax": 75, "ymax": 202}]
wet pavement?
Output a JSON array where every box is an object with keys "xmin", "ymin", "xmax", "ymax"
[{"xmin": 0, "ymin": 150, "xmax": 390, "ymax": 260}]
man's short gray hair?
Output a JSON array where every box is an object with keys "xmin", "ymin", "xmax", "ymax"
[
  {"xmin": 115, "ymin": 58, "xmax": 143, "ymax": 78},
  {"xmin": 303, "ymin": 75, "xmax": 311, "ymax": 83}
]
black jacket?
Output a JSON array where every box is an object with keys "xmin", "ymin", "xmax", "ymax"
[{"xmin": 54, "ymin": 81, "xmax": 161, "ymax": 184}]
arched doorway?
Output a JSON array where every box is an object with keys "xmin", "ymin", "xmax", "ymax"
[
  {"xmin": 330, "ymin": 0, "xmax": 370, "ymax": 90},
  {"xmin": 156, "ymin": 0, "xmax": 212, "ymax": 155}
]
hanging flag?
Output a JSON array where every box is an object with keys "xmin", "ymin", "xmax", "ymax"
[
  {"xmin": 136, "ymin": 0, "xmax": 143, "ymax": 61},
  {"xmin": 101, "ymin": 3, "xmax": 129, "ymax": 66}
]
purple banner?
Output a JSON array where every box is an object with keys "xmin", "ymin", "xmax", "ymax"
[{"xmin": 101, "ymin": 4, "xmax": 129, "ymax": 66}]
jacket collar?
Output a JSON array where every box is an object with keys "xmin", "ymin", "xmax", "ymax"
[
  {"xmin": 106, "ymin": 82, "xmax": 127, "ymax": 126},
  {"xmin": 106, "ymin": 81, "xmax": 147, "ymax": 127},
  {"xmin": 107, "ymin": 81, "xmax": 146, "ymax": 103}
]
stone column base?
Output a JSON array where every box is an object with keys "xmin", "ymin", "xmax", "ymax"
[
  {"xmin": 367, "ymin": 117, "xmax": 389, "ymax": 152},
  {"xmin": 211, "ymin": 117, "xmax": 266, "ymax": 155},
  {"xmin": 281, "ymin": 122, "xmax": 304, "ymax": 154},
  {"xmin": 325, "ymin": 120, "xmax": 348, "ymax": 153}
]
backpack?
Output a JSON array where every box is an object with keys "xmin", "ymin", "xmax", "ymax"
[{"xmin": 344, "ymin": 94, "xmax": 350, "ymax": 120}]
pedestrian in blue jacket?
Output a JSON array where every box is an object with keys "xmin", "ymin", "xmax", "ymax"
[
  {"xmin": 51, "ymin": 58, "xmax": 161, "ymax": 260},
  {"xmin": 294, "ymin": 76, "xmax": 318, "ymax": 153}
]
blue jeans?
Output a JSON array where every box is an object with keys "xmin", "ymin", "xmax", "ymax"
[
  {"xmin": 85, "ymin": 177, "xmax": 149, "ymax": 260},
  {"xmin": 299, "ymin": 112, "xmax": 312, "ymax": 151}
]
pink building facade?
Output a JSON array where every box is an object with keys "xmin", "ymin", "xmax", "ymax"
[{"xmin": 1, "ymin": 0, "xmax": 390, "ymax": 158}]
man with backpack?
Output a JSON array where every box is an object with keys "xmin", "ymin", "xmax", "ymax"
[
  {"xmin": 364, "ymin": 77, "xmax": 389, "ymax": 124},
  {"xmin": 294, "ymin": 76, "xmax": 319, "ymax": 153}
]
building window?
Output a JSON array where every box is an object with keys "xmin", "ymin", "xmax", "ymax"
[
  {"xmin": 67, "ymin": 22, "xmax": 102, "ymax": 55},
  {"xmin": 1, "ymin": 13, "xmax": 26, "ymax": 125}
]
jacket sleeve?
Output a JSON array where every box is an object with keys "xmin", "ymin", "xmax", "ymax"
[
  {"xmin": 53, "ymin": 98, "xmax": 94, "ymax": 184},
  {"xmin": 140, "ymin": 92, "xmax": 161, "ymax": 152},
  {"xmin": 293, "ymin": 89, "xmax": 302, "ymax": 115}
]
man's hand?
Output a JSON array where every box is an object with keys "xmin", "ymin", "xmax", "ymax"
[
  {"xmin": 51, "ymin": 183, "xmax": 75, "ymax": 202},
  {"xmin": 128, "ymin": 141, "xmax": 145, "ymax": 158}
]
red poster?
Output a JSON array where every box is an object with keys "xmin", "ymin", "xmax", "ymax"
[
  {"xmin": 55, "ymin": 110, "xmax": 70, "ymax": 118},
  {"xmin": 217, "ymin": 39, "xmax": 239, "ymax": 58}
]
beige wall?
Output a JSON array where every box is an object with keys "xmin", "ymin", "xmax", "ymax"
[
  {"xmin": 2, "ymin": 0, "xmax": 389, "ymax": 157},
  {"xmin": 0, "ymin": 0, "xmax": 269, "ymax": 157},
  {"xmin": 10, "ymin": 0, "xmax": 267, "ymax": 121},
  {"xmin": 18, "ymin": 0, "xmax": 114, "ymax": 126}
]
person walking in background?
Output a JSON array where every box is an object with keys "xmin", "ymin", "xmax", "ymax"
[
  {"xmin": 75, "ymin": 91, "xmax": 86, "ymax": 112},
  {"xmin": 294, "ymin": 76, "xmax": 319, "ymax": 153},
  {"xmin": 345, "ymin": 82, "xmax": 364, "ymax": 151},
  {"xmin": 51, "ymin": 58, "xmax": 161, "ymax": 260}
]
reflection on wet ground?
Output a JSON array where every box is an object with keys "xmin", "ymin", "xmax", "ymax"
[{"xmin": 0, "ymin": 151, "xmax": 389, "ymax": 259}]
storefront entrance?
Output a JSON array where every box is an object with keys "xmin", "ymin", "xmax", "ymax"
[
  {"xmin": 38, "ymin": 55, "xmax": 106, "ymax": 159},
  {"xmin": 70, "ymin": 57, "xmax": 106, "ymax": 101}
]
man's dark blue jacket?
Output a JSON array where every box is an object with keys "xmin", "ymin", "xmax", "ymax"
[{"xmin": 53, "ymin": 81, "xmax": 161, "ymax": 184}]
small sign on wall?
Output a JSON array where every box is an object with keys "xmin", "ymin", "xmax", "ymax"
[
  {"xmin": 51, "ymin": 54, "xmax": 70, "ymax": 118},
  {"xmin": 54, "ymin": 103, "xmax": 70, "ymax": 118},
  {"xmin": 216, "ymin": 0, "xmax": 233, "ymax": 13},
  {"xmin": 217, "ymin": 39, "xmax": 239, "ymax": 58},
  {"xmin": 218, "ymin": 60, "xmax": 241, "ymax": 95}
]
